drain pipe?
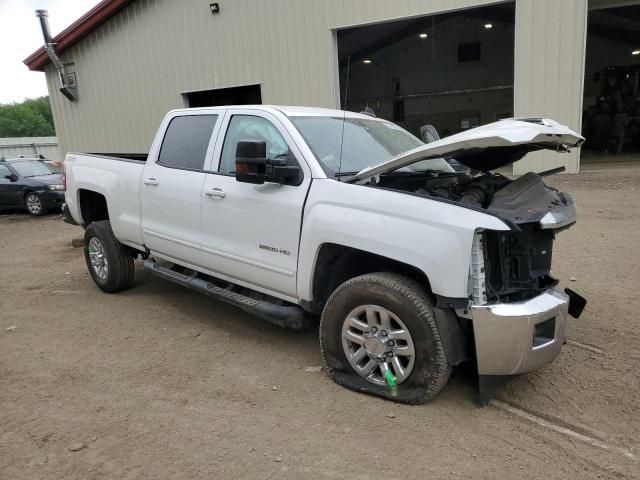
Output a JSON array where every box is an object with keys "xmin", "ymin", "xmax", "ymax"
[{"xmin": 36, "ymin": 9, "xmax": 77, "ymax": 101}]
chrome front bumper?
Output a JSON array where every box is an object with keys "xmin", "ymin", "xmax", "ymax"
[{"xmin": 471, "ymin": 288, "xmax": 569, "ymax": 376}]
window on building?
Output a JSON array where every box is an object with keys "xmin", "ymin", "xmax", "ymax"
[
  {"xmin": 219, "ymin": 115, "xmax": 288, "ymax": 174},
  {"xmin": 158, "ymin": 115, "xmax": 218, "ymax": 170},
  {"xmin": 185, "ymin": 84, "xmax": 262, "ymax": 108}
]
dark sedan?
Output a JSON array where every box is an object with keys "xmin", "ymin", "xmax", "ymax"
[{"xmin": 0, "ymin": 157, "xmax": 65, "ymax": 216}]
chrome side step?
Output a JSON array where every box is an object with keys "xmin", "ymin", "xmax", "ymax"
[{"xmin": 143, "ymin": 259, "xmax": 312, "ymax": 330}]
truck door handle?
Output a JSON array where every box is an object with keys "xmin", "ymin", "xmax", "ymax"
[
  {"xmin": 143, "ymin": 178, "xmax": 159, "ymax": 186},
  {"xmin": 205, "ymin": 187, "xmax": 226, "ymax": 198}
]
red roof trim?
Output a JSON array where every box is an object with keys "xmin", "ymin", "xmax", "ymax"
[{"xmin": 23, "ymin": 0, "xmax": 135, "ymax": 71}]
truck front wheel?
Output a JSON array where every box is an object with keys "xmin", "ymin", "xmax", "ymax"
[
  {"xmin": 83, "ymin": 220, "xmax": 135, "ymax": 293},
  {"xmin": 319, "ymin": 273, "xmax": 451, "ymax": 404}
]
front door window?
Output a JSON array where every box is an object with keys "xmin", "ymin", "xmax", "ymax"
[{"xmin": 218, "ymin": 115, "xmax": 289, "ymax": 174}]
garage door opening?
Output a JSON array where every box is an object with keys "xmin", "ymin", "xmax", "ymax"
[
  {"xmin": 185, "ymin": 84, "xmax": 262, "ymax": 108},
  {"xmin": 582, "ymin": 2, "xmax": 640, "ymax": 164},
  {"xmin": 336, "ymin": 3, "xmax": 515, "ymax": 141}
]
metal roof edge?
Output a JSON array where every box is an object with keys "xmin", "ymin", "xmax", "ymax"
[{"xmin": 23, "ymin": 0, "xmax": 135, "ymax": 72}]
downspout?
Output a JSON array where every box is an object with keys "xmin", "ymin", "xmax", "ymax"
[{"xmin": 36, "ymin": 9, "xmax": 77, "ymax": 101}]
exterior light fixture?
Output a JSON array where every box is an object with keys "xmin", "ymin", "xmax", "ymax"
[
  {"xmin": 419, "ymin": 33, "xmax": 428, "ymax": 39},
  {"xmin": 209, "ymin": 3, "xmax": 220, "ymax": 14},
  {"xmin": 484, "ymin": 23, "xmax": 493, "ymax": 29},
  {"xmin": 632, "ymin": 49, "xmax": 640, "ymax": 56},
  {"xmin": 362, "ymin": 59, "xmax": 372, "ymax": 64}
]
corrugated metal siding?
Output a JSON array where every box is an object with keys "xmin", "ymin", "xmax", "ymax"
[
  {"xmin": 0, "ymin": 137, "xmax": 59, "ymax": 161},
  {"xmin": 513, "ymin": 0, "xmax": 587, "ymax": 174},
  {"xmin": 46, "ymin": 0, "xmax": 587, "ymax": 173}
]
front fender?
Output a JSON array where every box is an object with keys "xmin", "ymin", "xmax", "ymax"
[{"xmin": 297, "ymin": 180, "xmax": 509, "ymax": 301}]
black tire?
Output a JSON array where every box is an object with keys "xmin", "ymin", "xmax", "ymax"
[
  {"xmin": 25, "ymin": 192, "xmax": 46, "ymax": 216},
  {"xmin": 83, "ymin": 220, "xmax": 134, "ymax": 293},
  {"xmin": 319, "ymin": 273, "xmax": 452, "ymax": 404}
]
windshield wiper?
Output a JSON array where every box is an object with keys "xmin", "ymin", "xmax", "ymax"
[{"xmin": 334, "ymin": 171, "xmax": 360, "ymax": 177}]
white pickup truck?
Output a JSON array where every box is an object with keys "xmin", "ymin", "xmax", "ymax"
[{"xmin": 63, "ymin": 106, "xmax": 586, "ymax": 403}]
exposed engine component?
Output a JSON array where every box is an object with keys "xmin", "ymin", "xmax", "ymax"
[
  {"xmin": 376, "ymin": 168, "xmax": 571, "ymax": 226},
  {"xmin": 381, "ymin": 172, "xmax": 511, "ymax": 209},
  {"xmin": 483, "ymin": 226, "xmax": 557, "ymax": 302},
  {"xmin": 375, "ymin": 168, "xmax": 574, "ymax": 303},
  {"xmin": 458, "ymin": 174, "xmax": 510, "ymax": 208},
  {"xmin": 487, "ymin": 172, "xmax": 569, "ymax": 224},
  {"xmin": 468, "ymin": 232, "xmax": 487, "ymax": 305}
]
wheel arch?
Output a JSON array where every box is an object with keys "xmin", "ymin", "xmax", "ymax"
[
  {"xmin": 23, "ymin": 189, "xmax": 37, "ymax": 201},
  {"xmin": 304, "ymin": 243, "xmax": 434, "ymax": 315},
  {"xmin": 78, "ymin": 189, "xmax": 110, "ymax": 225}
]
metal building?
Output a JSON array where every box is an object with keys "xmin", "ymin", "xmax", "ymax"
[
  {"xmin": 25, "ymin": 0, "xmax": 640, "ymax": 173},
  {"xmin": 0, "ymin": 137, "xmax": 59, "ymax": 161}
]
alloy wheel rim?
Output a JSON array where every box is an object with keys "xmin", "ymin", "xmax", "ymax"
[
  {"xmin": 26, "ymin": 194, "xmax": 41, "ymax": 214},
  {"xmin": 341, "ymin": 304, "xmax": 416, "ymax": 386},
  {"xmin": 88, "ymin": 237, "xmax": 109, "ymax": 280}
]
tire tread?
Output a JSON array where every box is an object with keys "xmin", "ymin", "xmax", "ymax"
[
  {"xmin": 320, "ymin": 272, "xmax": 452, "ymax": 404},
  {"xmin": 84, "ymin": 220, "xmax": 134, "ymax": 293}
]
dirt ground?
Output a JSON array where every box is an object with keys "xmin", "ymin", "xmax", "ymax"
[{"xmin": 1, "ymin": 168, "xmax": 639, "ymax": 479}]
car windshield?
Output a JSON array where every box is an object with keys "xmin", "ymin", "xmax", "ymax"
[
  {"xmin": 289, "ymin": 115, "xmax": 452, "ymax": 177},
  {"xmin": 11, "ymin": 160, "xmax": 58, "ymax": 178}
]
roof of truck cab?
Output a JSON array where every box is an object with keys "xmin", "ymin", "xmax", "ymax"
[
  {"xmin": 168, "ymin": 105, "xmax": 382, "ymax": 120},
  {"xmin": 273, "ymin": 106, "xmax": 380, "ymax": 120}
]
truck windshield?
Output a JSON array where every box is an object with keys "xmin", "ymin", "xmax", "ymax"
[
  {"xmin": 11, "ymin": 160, "xmax": 58, "ymax": 178},
  {"xmin": 289, "ymin": 116, "xmax": 452, "ymax": 177}
]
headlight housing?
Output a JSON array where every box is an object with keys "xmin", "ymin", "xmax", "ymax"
[{"xmin": 48, "ymin": 184, "xmax": 65, "ymax": 191}]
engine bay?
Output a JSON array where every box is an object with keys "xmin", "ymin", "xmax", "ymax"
[{"xmin": 375, "ymin": 169, "xmax": 573, "ymax": 225}]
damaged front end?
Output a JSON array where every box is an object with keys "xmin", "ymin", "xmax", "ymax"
[
  {"xmin": 349, "ymin": 117, "xmax": 589, "ymax": 402},
  {"xmin": 458, "ymin": 175, "xmax": 586, "ymax": 403}
]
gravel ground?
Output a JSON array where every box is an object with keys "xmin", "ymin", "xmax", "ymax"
[{"xmin": 1, "ymin": 169, "xmax": 638, "ymax": 479}]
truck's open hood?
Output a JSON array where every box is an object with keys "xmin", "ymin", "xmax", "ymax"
[{"xmin": 348, "ymin": 118, "xmax": 584, "ymax": 182}]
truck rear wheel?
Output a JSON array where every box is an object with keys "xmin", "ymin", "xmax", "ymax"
[
  {"xmin": 319, "ymin": 273, "xmax": 451, "ymax": 404},
  {"xmin": 83, "ymin": 220, "xmax": 135, "ymax": 293}
]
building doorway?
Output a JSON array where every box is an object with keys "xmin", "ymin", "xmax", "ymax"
[
  {"xmin": 582, "ymin": 2, "xmax": 640, "ymax": 164},
  {"xmin": 185, "ymin": 84, "xmax": 262, "ymax": 108},
  {"xmin": 335, "ymin": 3, "xmax": 515, "ymax": 141}
]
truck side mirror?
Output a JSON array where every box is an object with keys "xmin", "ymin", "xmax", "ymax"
[
  {"xmin": 235, "ymin": 140, "xmax": 268, "ymax": 185},
  {"xmin": 235, "ymin": 140, "xmax": 301, "ymax": 186}
]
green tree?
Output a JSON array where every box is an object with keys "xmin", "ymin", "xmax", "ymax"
[{"xmin": 0, "ymin": 96, "xmax": 56, "ymax": 137}]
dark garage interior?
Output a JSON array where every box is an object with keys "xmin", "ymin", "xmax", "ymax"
[
  {"xmin": 337, "ymin": 3, "xmax": 516, "ymax": 143},
  {"xmin": 582, "ymin": 2, "xmax": 640, "ymax": 161}
]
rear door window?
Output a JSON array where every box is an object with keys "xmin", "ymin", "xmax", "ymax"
[{"xmin": 158, "ymin": 115, "xmax": 218, "ymax": 170}]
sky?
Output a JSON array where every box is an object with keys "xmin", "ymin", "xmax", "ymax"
[{"xmin": 0, "ymin": 0, "xmax": 101, "ymax": 104}]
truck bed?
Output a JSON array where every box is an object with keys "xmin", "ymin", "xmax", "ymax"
[
  {"xmin": 83, "ymin": 153, "xmax": 148, "ymax": 163},
  {"xmin": 65, "ymin": 152, "xmax": 147, "ymax": 250}
]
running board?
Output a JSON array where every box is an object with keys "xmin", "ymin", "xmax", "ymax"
[{"xmin": 143, "ymin": 259, "xmax": 312, "ymax": 330}]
